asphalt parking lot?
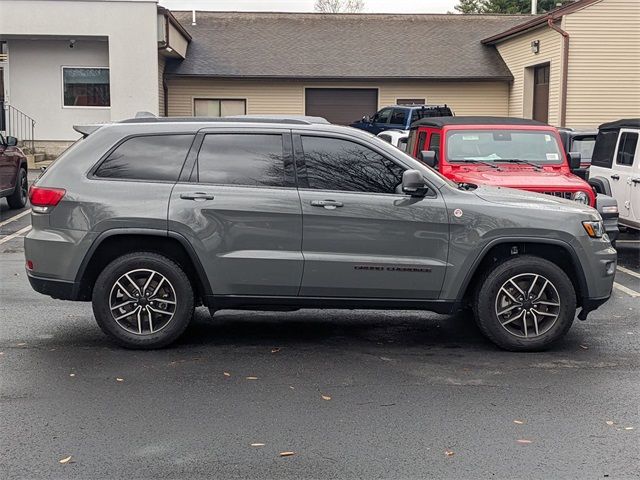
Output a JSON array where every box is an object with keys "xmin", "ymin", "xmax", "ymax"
[{"xmin": 1, "ymin": 186, "xmax": 639, "ymax": 479}]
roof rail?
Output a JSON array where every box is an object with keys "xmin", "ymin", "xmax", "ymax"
[{"xmin": 119, "ymin": 115, "xmax": 330, "ymax": 125}]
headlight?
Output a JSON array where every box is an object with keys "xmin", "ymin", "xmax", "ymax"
[
  {"xmin": 572, "ymin": 191, "xmax": 590, "ymax": 204},
  {"xmin": 582, "ymin": 220, "xmax": 605, "ymax": 238}
]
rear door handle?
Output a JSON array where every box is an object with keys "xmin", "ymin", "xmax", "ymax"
[
  {"xmin": 632, "ymin": 178, "xmax": 640, "ymax": 185},
  {"xmin": 310, "ymin": 199, "xmax": 343, "ymax": 209},
  {"xmin": 611, "ymin": 174, "xmax": 620, "ymax": 180},
  {"xmin": 180, "ymin": 192, "xmax": 215, "ymax": 201}
]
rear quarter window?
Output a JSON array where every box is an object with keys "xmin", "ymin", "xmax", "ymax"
[{"xmin": 95, "ymin": 134, "xmax": 194, "ymax": 181}]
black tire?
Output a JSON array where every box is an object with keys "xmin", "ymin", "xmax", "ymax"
[
  {"xmin": 473, "ymin": 255, "xmax": 576, "ymax": 352},
  {"xmin": 6, "ymin": 167, "xmax": 27, "ymax": 209},
  {"xmin": 92, "ymin": 252, "xmax": 194, "ymax": 349}
]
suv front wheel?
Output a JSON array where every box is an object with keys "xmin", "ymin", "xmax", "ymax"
[
  {"xmin": 92, "ymin": 252, "xmax": 194, "ymax": 349},
  {"xmin": 473, "ymin": 256, "xmax": 576, "ymax": 351}
]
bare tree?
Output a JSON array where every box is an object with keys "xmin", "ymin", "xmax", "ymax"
[{"xmin": 314, "ymin": 0, "xmax": 365, "ymax": 13}]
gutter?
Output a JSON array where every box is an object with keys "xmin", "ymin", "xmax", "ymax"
[{"xmin": 547, "ymin": 18, "xmax": 569, "ymax": 127}]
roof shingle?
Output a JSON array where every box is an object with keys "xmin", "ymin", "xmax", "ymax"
[{"xmin": 167, "ymin": 12, "xmax": 531, "ymax": 80}]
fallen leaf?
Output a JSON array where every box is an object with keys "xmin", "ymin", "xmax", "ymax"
[
  {"xmin": 69, "ymin": 373, "xmax": 76, "ymax": 377},
  {"xmin": 516, "ymin": 439, "xmax": 532, "ymax": 444},
  {"xmin": 606, "ymin": 420, "xmax": 614, "ymax": 426},
  {"xmin": 444, "ymin": 450, "xmax": 454, "ymax": 457},
  {"xmin": 0, "ymin": 352, "xmax": 4, "ymax": 355},
  {"xmin": 250, "ymin": 443, "xmax": 265, "ymax": 447},
  {"xmin": 624, "ymin": 427, "xmax": 634, "ymax": 430},
  {"xmin": 246, "ymin": 376, "xmax": 258, "ymax": 380},
  {"xmin": 579, "ymin": 345, "xmax": 589, "ymax": 350},
  {"xmin": 17, "ymin": 343, "xmax": 26, "ymax": 346},
  {"xmin": 271, "ymin": 347, "xmax": 281, "ymax": 353},
  {"xmin": 223, "ymin": 372, "xmax": 231, "ymax": 377},
  {"xmin": 116, "ymin": 378, "xmax": 124, "ymax": 382},
  {"xmin": 513, "ymin": 420, "xmax": 525, "ymax": 425},
  {"xmin": 59, "ymin": 456, "xmax": 73, "ymax": 464},
  {"xmin": 321, "ymin": 395, "xmax": 332, "ymax": 401},
  {"xmin": 279, "ymin": 451, "xmax": 295, "ymax": 457},
  {"xmin": 289, "ymin": 386, "xmax": 295, "ymax": 390}
]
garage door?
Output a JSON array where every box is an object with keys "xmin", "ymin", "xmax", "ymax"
[{"xmin": 305, "ymin": 88, "xmax": 378, "ymax": 125}]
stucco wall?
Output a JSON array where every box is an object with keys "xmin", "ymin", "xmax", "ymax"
[
  {"xmin": 0, "ymin": 0, "xmax": 159, "ymax": 141},
  {"xmin": 7, "ymin": 40, "xmax": 111, "ymax": 141},
  {"xmin": 166, "ymin": 78, "xmax": 510, "ymax": 118},
  {"xmin": 563, "ymin": 0, "xmax": 640, "ymax": 128},
  {"xmin": 496, "ymin": 25, "xmax": 564, "ymax": 126}
]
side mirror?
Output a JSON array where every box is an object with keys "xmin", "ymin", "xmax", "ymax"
[
  {"xmin": 362, "ymin": 115, "xmax": 371, "ymax": 123},
  {"xmin": 402, "ymin": 169, "xmax": 427, "ymax": 196},
  {"xmin": 418, "ymin": 150, "xmax": 437, "ymax": 168},
  {"xmin": 5, "ymin": 136, "xmax": 18, "ymax": 147},
  {"xmin": 568, "ymin": 152, "xmax": 581, "ymax": 170}
]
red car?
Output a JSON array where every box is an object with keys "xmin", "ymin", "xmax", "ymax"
[
  {"xmin": 0, "ymin": 134, "xmax": 28, "ymax": 209},
  {"xmin": 406, "ymin": 116, "xmax": 619, "ymax": 240}
]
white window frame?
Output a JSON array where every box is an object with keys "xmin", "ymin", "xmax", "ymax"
[
  {"xmin": 61, "ymin": 66, "xmax": 111, "ymax": 109},
  {"xmin": 192, "ymin": 97, "xmax": 247, "ymax": 117}
]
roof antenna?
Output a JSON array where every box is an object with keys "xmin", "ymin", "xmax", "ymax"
[{"xmin": 192, "ymin": 10, "xmax": 196, "ymax": 25}]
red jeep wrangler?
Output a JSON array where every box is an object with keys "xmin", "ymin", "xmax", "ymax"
[{"xmin": 406, "ymin": 116, "xmax": 619, "ymax": 240}]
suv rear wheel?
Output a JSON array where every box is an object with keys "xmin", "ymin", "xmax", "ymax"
[
  {"xmin": 473, "ymin": 255, "xmax": 576, "ymax": 351},
  {"xmin": 7, "ymin": 167, "xmax": 27, "ymax": 209},
  {"xmin": 92, "ymin": 252, "xmax": 194, "ymax": 349}
]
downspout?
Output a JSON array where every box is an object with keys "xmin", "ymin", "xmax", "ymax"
[
  {"xmin": 547, "ymin": 18, "xmax": 569, "ymax": 127},
  {"xmin": 163, "ymin": 76, "xmax": 168, "ymax": 117}
]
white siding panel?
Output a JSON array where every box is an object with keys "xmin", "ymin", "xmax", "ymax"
[
  {"xmin": 564, "ymin": 0, "xmax": 640, "ymax": 128},
  {"xmin": 167, "ymin": 78, "xmax": 509, "ymax": 118},
  {"xmin": 496, "ymin": 27, "xmax": 564, "ymax": 125}
]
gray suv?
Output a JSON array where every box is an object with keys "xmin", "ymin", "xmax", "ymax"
[{"xmin": 25, "ymin": 116, "xmax": 617, "ymax": 351}]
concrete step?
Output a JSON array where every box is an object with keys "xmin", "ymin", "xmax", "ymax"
[{"xmin": 26, "ymin": 153, "xmax": 52, "ymax": 170}]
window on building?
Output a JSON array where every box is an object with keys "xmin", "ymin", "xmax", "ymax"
[
  {"xmin": 63, "ymin": 67, "xmax": 110, "ymax": 107},
  {"xmin": 397, "ymin": 98, "xmax": 425, "ymax": 106},
  {"xmin": 301, "ymin": 136, "xmax": 404, "ymax": 194},
  {"xmin": 616, "ymin": 132, "xmax": 638, "ymax": 166},
  {"xmin": 95, "ymin": 135, "xmax": 193, "ymax": 181},
  {"xmin": 194, "ymin": 99, "xmax": 246, "ymax": 117},
  {"xmin": 196, "ymin": 134, "xmax": 285, "ymax": 187}
]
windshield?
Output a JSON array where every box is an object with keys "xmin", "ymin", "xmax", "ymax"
[
  {"xmin": 446, "ymin": 129, "xmax": 563, "ymax": 165},
  {"xmin": 571, "ymin": 136, "xmax": 596, "ymax": 161}
]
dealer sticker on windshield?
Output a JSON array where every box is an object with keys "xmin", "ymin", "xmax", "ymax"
[{"xmin": 546, "ymin": 153, "xmax": 559, "ymax": 161}]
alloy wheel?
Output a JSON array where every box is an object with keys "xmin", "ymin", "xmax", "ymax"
[
  {"xmin": 108, "ymin": 269, "xmax": 177, "ymax": 335},
  {"xmin": 494, "ymin": 273, "xmax": 561, "ymax": 338}
]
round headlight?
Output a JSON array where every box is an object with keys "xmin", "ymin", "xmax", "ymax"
[{"xmin": 572, "ymin": 191, "xmax": 590, "ymax": 204}]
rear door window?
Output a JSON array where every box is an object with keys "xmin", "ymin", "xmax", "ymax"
[
  {"xmin": 373, "ymin": 108, "xmax": 392, "ymax": 124},
  {"xmin": 389, "ymin": 109, "xmax": 407, "ymax": 126},
  {"xmin": 95, "ymin": 134, "xmax": 194, "ymax": 181},
  {"xmin": 196, "ymin": 133, "xmax": 285, "ymax": 187}
]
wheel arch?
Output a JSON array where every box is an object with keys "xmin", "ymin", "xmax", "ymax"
[
  {"xmin": 459, "ymin": 238, "xmax": 588, "ymax": 308},
  {"xmin": 588, "ymin": 176, "xmax": 612, "ymax": 196},
  {"xmin": 74, "ymin": 229, "xmax": 211, "ymax": 303}
]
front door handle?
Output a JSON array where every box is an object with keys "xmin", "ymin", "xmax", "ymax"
[
  {"xmin": 180, "ymin": 192, "xmax": 215, "ymax": 201},
  {"xmin": 611, "ymin": 174, "xmax": 620, "ymax": 180},
  {"xmin": 310, "ymin": 199, "xmax": 344, "ymax": 209}
]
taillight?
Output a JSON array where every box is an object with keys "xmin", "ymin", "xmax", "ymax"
[{"xmin": 29, "ymin": 186, "xmax": 66, "ymax": 213}]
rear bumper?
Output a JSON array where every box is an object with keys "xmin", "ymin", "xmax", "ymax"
[{"xmin": 27, "ymin": 272, "xmax": 78, "ymax": 301}]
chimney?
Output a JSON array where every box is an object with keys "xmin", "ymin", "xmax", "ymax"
[{"xmin": 531, "ymin": 0, "xmax": 538, "ymax": 14}]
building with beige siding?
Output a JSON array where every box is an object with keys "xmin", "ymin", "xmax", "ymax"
[
  {"xmin": 1, "ymin": 0, "xmax": 638, "ymax": 155},
  {"xmin": 483, "ymin": 0, "xmax": 640, "ymax": 128}
]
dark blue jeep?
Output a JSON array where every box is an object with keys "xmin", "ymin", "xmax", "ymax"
[{"xmin": 350, "ymin": 104, "xmax": 453, "ymax": 134}]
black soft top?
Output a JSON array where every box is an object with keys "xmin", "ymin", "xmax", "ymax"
[
  {"xmin": 598, "ymin": 119, "xmax": 640, "ymax": 131},
  {"xmin": 411, "ymin": 116, "xmax": 549, "ymax": 129}
]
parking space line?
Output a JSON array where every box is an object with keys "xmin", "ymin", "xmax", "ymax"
[
  {"xmin": 613, "ymin": 282, "xmax": 640, "ymax": 298},
  {"xmin": 0, "ymin": 225, "xmax": 31, "ymax": 245},
  {"xmin": 0, "ymin": 209, "xmax": 31, "ymax": 228},
  {"xmin": 617, "ymin": 266, "xmax": 640, "ymax": 280},
  {"xmin": 616, "ymin": 240, "xmax": 640, "ymax": 244}
]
